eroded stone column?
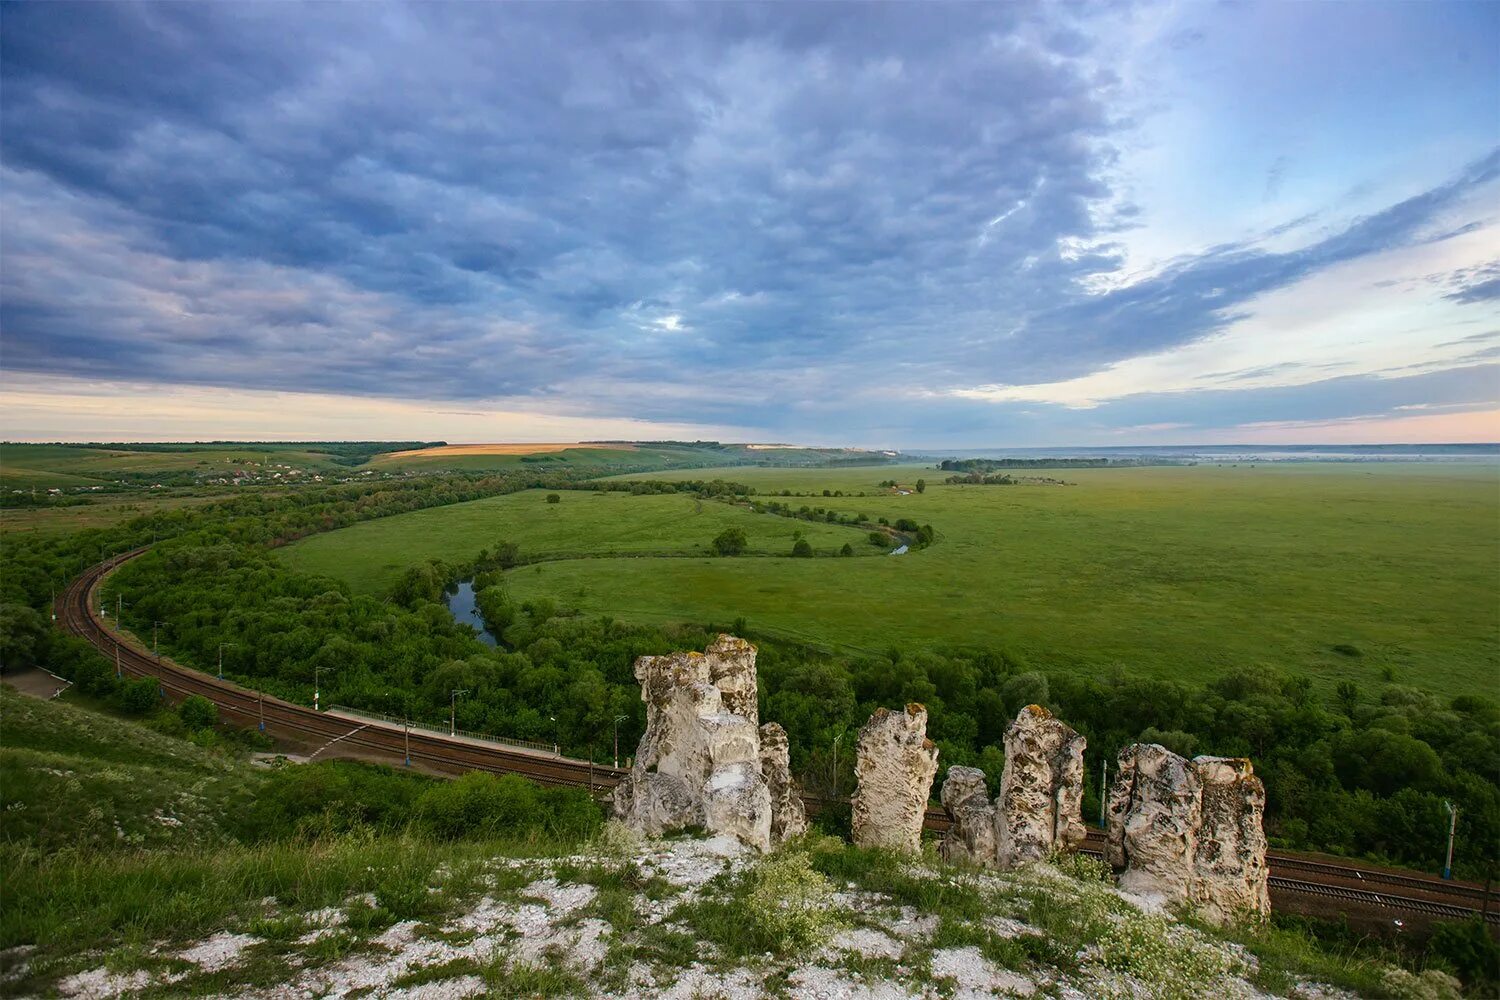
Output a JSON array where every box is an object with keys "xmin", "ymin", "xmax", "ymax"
[
  {"xmin": 759, "ymin": 722, "xmax": 808, "ymax": 846},
  {"xmin": 612, "ymin": 635, "xmax": 771, "ymax": 850},
  {"xmin": 995, "ymin": 705, "xmax": 1087, "ymax": 868},
  {"xmin": 1106, "ymin": 743, "xmax": 1202, "ymax": 906},
  {"xmin": 1190, "ymin": 756, "xmax": 1271, "ymax": 924},
  {"xmin": 851, "ymin": 704, "xmax": 939, "ymax": 853},
  {"xmin": 939, "ymin": 765, "xmax": 996, "ymax": 865}
]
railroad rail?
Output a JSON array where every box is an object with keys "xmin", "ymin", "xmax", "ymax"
[{"xmin": 56, "ymin": 550, "xmax": 1498, "ymax": 927}]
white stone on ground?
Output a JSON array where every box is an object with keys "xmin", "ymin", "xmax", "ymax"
[
  {"xmin": 929, "ymin": 946, "xmax": 1037, "ymax": 998},
  {"xmin": 823, "ymin": 926, "xmax": 905, "ymax": 960},
  {"xmin": 177, "ymin": 931, "xmax": 261, "ymax": 972},
  {"xmin": 785, "ymin": 964, "xmax": 918, "ymax": 1000},
  {"xmin": 57, "ymin": 967, "xmax": 153, "ymax": 999}
]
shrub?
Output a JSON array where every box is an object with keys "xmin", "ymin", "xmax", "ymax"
[
  {"xmin": 117, "ymin": 676, "xmax": 161, "ymax": 715},
  {"xmin": 1427, "ymin": 917, "xmax": 1499, "ymax": 992},
  {"xmin": 839, "ymin": 543, "xmax": 854, "ymax": 557},
  {"xmin": 791, "ymin": 539, "xmax": 813, "ymax": 558},
  {"xmin": 1097, "ymin": 911, "xmax": 1236, "ymax": 999},
  {"xmin": 545, "ymin": 493, "xmax": 561, "ymax": 504},
  {"xmin": 414, "ymin": 771, "xmax": 601, "ymax": 841},
  {"xmin": 178, "ymin": 694, "xmax": 218, "ymax": 730},
  {"xmin": 744, "ymin": 850, "xmax": 838, "ymax": 953},
  {"xmin": 1049, "ymin": 848, "xmax": 1111, "ymax": 883},
  {"xmin": 869, "ymin": 532, "xmax": 887, "ymax": 547},
  {"xmin": 713, "ymin": 527, "xmax": 748, "ymax": 556}
]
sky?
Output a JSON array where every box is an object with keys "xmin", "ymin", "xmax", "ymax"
[{"xmin": 2, "ymin": 1, "xmax": 1497, "ymax": 447}]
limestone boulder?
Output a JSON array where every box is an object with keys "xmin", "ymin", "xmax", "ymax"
[
  {"xmin": 995, "ymin": 705, "xmax": 1087, "ymax": 868},
  {"xmin": 1106, "ymin": 743, "xmax": 1202, "ymax": 906},
  {"xmin": 612, "ymin": 636, "xmax": 771, "ymax": 850},
  {"xmin": 851, "ymin": 704, "xmax": 939, "ymax": 853},
  {"xmin": 1191, "ymin": 756, "xmax": 1271, "ymax": 924},
  {"xmin": 939, "ymin": 766, "xmax": 996, "ymax": 865},
  {"xmin": 760, "ymin": 722, "xmax": 808, "ymax": 846}
]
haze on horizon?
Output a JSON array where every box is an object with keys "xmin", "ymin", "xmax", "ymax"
[{"xmin": 1, "ymin": 1, "xmax": 1498, "ymax": 448}]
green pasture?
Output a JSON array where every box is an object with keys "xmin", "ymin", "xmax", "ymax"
[
  {"xmin": 278, "ymin": 489, "xmax": 877, "ymax": 595},
  {"xmin": 501, "ymin": 462, "xmax": 1499, "ymax": 699},
  {"xmin": 0, "ymin": 443, "xmax": 342, "ymax": 489}
]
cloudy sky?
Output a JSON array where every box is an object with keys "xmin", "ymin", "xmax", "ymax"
[{"xmin": 2, "ymin": 1, "xmax": 1497, "ymax": 446}]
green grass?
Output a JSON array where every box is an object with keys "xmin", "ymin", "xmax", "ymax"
[
  {"xmin": 0, "ymin": 492, "xmax": 247, "ymax": 539},
  {"xmin": 278, "ymin": 488, "xmax": 876, "ymax": 596},
  {"xmin": 0, "ymin": 687, "xmax": 257, "ymax": 852},
  {"xmin": 510, "ymin": 463, "xmax": 1499, "ymax": 699},
  {"xmin": 0, "ymin": 443, "xmax": 345, "ymax": 489}
]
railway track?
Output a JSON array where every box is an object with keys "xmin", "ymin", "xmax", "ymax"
[{"xmin": 56, "ymin": 551, "xmax": 1498, "ymax": 927}]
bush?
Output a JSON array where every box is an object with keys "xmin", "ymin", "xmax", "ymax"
[
  {"xmin": 839, "ymin": 543, "xmax": 854, "ymax": 557},
  {"xmin": 791, "ymin": 539, "xmax": 813, "ymax": 558},
  {"xmin": 744, "ymin": 850, "xmax": 838, "ymax": 953},
  {"xmin": 237, "ymin": 760, "xmax": 427, "ymax": 840},
  {"xmin": 869, "ymin": 531, "xmax": 887, "ymax": 547},
  {"xmin": 178, "ymin": 694, "xmax": 218, "ymax": 730},
  {"xmin": 117, "ymin": 676, "xmax": 161, "ymax": 715},
  {"xmin": 414, "ymin": 772, "xmax": 601, "ymax": 841},
  {"xmin": 713, "ymin": 527, "xmax": 748, "ymax": 556},
  {"xmin": 546, "ymin": 493, "xmax": 561, "ymax": 504},
  {"xmin": 1427, "ymin": 917, "xmax": 1500, "ymax": 992}
]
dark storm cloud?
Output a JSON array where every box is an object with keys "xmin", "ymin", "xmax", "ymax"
[{"xmin": 1, "ymin": 2, "xmax": 1496, "ymax": 434}]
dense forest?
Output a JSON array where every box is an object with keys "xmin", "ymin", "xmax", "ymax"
[{"xmin": 2, "ymin": 475, "xmax": 1496, "ymax": 880}]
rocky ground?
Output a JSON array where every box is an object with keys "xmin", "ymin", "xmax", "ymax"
[{"xmin": 5, "ymin": 830, "xmax": 1461, "ymax": 1000}]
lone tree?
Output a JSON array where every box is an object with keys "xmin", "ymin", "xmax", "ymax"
[
  {"xmin": 839, "ymin": 542, "xmax": 854, "ymax": 557},
  {"xmin": 792, "ymin": 538, "xmax": 814, "ymax": 558},
  {"xmin": 915, "ymin": 479, "xmax": 926, "ymax": 493},
  {"xmin": 713, "ymin": 527, "xmax": 748, "ymax": 556},
  {"xmin": 546, "ymin": 493, "xmax": 561, "ymax": 504}
]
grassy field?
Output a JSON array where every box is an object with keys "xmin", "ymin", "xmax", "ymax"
[
  {"xmin": 472, "ymin": 462, "xmax": 1500, "ymax": 700},
  {"xmin": 0, "ymin": 443, "xmax": 347, "ymax": 489},
  {"xmin": 278, "ymin": 489, "xmax": 878, "ymax": 595},
  {"xmin": 0, "ymin": 492, "xmax": 252, "ymax": 539}
]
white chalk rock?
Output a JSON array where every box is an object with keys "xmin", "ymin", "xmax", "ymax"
[
  {"xmin": 1106, "ymin": 743, "xmax": 1202, "ymax": 907},
  {"xmin": 939, "ymin": 765, "xmax": 997, "ymax": 865},
  {"xmin": 852, "ymin": 704, "xmax": 939, "ymax": 854},
  {"xmin": 995, "ymin": 705, "xmax": 1087, "ymax": 868},
  {"xmin": 760, "ymin": 722, "xmax": 808, "ymax": 846},
  {"xmin": 612, "ymin": 636, "xmax": 772, "ymax": 850},
  {"xmin": 1190, "ymin": 755, "xmax": 1271, "ymax": 924}
]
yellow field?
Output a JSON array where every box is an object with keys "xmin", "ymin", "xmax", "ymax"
[{"xmin": 373, "ymin": 442, "xmax": 638, "ymax": 461}]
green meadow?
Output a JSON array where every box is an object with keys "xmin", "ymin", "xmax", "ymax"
[
  {"xmin": 0, "ymin": 443, "xmax": 344, "ymax": 489},
  {"xmin": 278, "ymin": 488, "xmax": 876, "ymax": 595},
  {"xmin": 288, "ymin": 461, "xmax": 1497, "ymax": 700}
]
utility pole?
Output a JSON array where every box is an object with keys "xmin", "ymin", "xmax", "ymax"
[
  {"xmin": 1099, "ymin": 758, "xmax": 1109, "ymax": 827},
  {"xmin": 613, "ymin": 715, "xmax": 627, "ymax": 768},
  {"xmin": 832, "ymin": 731, "xmax": 845, "ymax": 798},
  {"xmin": 218, "ymin": 643, "xmax": 235, "ymax": 681},
  {"xmin": 450, "ymin": 689, "xmax": 469, "ymax": 736},
  {"xmin": 1443, "ymin": 801, "xmax": 1458, "ymax": 880},
  {"xmin": 550, "ymin": 716, "xmax": 558, "ymax": 756},
  {"xmin": 115, "ymin": 641, "xmax": 122, "ymax": 679},
  {"xmin": 314, "ymin": 663, "xmax": 332, "ymax": 712},
  {"xmin": 403, "ymin": 716, "xmax": 411, "ymax": 767},
  {"xmin": 258, "ymin": 689, "xmax": 265, "ymax": 732},
  {"xmin": 152, "ymin": 621, "xmax": 168, "ymax": 660}
]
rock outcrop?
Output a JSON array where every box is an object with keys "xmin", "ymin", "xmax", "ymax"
[
  {"xmin": 939, "ymin": 766, "xmax": 996, "ymax": 865},
  {"xmin": 995, "ymin": 705, "xmax": 1087, "ymax": 868},
  {"xmin": 1191, "ymin": 756, "xmax": 1271, "ymax": 923},
  {"xmin": 852, "ymin": 704, "xmax": 939, "ymax": 853},
  {"xmin": 612, "ymin": 635, "xmax": 772, "ymax": 850},
  {"xmin": 1107, "ymin": 745, "xmax": 1271, "ymax": 923},
  {"xmin": 759, "ymin": 722, "xmax": 808, "ymax": 846},
  {"xmin": 1107, "ymin": 743, "xmax": 1202, "ymax": 906}
]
